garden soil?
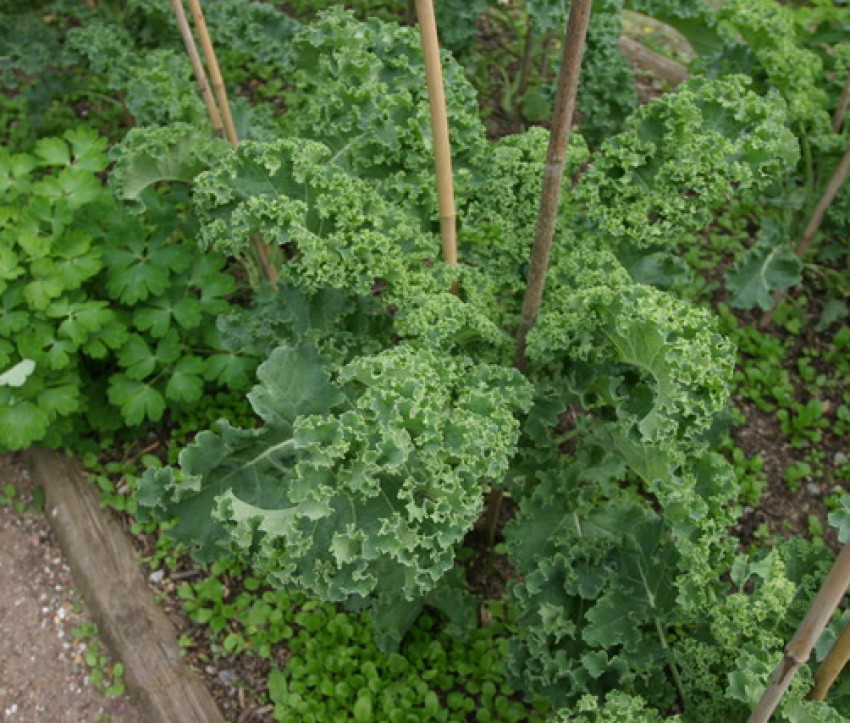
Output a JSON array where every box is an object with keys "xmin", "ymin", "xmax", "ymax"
[{"xmin": 0, "ymin": 452, "xmax": 141, "ymax": 723}]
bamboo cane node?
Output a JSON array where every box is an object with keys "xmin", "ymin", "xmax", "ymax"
[
  {"xmin": 545, "ymin": 161, "xmax": 566, "ymax": 176},
  {"xmin": 782, "ymin": 652, "xmax": 804, "ymax": 670}
]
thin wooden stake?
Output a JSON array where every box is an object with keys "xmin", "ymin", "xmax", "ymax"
[
  {"xmin": 415, "ymin": 0, "xmax": 458, "ymax": 267},
  {"xmin": 187, "ymin": 0, "xmax": 239, "ymax": 147},
  {"xmin": 170, "ymin": 0, "xmax": 277, "ymax": 286},
  {"xmin": 760, "ymin": 133, "xmax": 850, "ymax": 327},
  {"xmin": 833, "ymin": 69, "xmax": 850, "ymax": 133},
  {"xmin": 514, "ymin": 0, "xmax": 592, "ymax": 370},
  {"xmin": 810, "ymin": 613, "xmax": 850, "ymax": 701},
  {"xmin": 796, "ymin": 137, "xmax": 850, "ymax": 260},
  {"xmin": 515, "ymin": 26, "xmax": 535, "ymax": 125},
  {"xmin": 748, "ymin": 541, "xmax": 850, "ymax": 722},
  {"xmin": 169, "ymin": 0, "xmax": 224, "ymax": 140}
]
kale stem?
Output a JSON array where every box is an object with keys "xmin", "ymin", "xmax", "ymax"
[
  {"xmin": 483, "ymin": 488, "xmax": 503, "ymax": 549},
  {"xmin": 655, "ymin": 618, "xmax": 687, "ymax": 711},
  {"xmin": 801, "ymin": 131, "xmax": 814, "ymax": 222}
]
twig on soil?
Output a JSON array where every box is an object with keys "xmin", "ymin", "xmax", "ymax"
[
  {"xmin": 170, "ymin": 569, "xmax": 203, "ymax": 581},
  {"xmin": 124, "ymin": 441, "xmax": 161, "ymax": 464}
]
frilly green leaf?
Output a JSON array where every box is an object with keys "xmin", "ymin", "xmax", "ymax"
[
  {"xmin": 140, "ymin": 345, "xmax": 532, "ymax": 633},
  {"xmin": 576, "ymin": 75, "xmax": 799, "ymax": 251}
]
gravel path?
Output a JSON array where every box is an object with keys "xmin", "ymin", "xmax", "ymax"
[{"xmin": 0, "ymin": 453, "xmax": 141, "ymax": 723}]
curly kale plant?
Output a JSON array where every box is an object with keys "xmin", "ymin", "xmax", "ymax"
[
  {"xmin": 108, "ymin": 123, "xmax": 229, "ymax": 207},
  {"xmin": 141, "ymin": 345, "xmax": 531, "ymax": 646},
  {"xmin": 641, "ymin": 0, "xmax": 849, "ymax": 310},
  {"xmin": 715, "ymin": 0, "xmax": 835, "ymax": 145},
  {"xmin": 276, "ymin": 9, "xmax": 487, "ymax": 221},
  {"xmin": 524, "ymin": 0, "xmax": 636, "ymax": 144},
  {"xmin": 115, "ymin": 0, "xmax": 300, "ymax": 66},
  {"xmin": 191, "ymin": 139, "xmax": 430, "ymax": 293},
  {"xmin": 125, "ymin": 7, "xmax": 840, "ymax": 718},
  {"xmin": 574, "ymin": 0, "xmax": 637, "ymax": 146},
  {"xmin": 504, "ymin": 449, "xmax": 735, "ymax": 712},
  {"xmin": 573, "ymin": 75, "xmax": 798, "ymax": 255}
]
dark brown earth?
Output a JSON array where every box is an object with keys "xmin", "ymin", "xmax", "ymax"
[{"xmin": 733, "ymin": 397, "xmax": 840, "ymax": 551}]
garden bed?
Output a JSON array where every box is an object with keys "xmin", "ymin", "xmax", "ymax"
[{"xmin": 2, "ymin": 1, "xmax": 850, "ymax": 721}]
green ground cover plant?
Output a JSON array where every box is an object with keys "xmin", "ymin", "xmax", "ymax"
[
  {"xmin": 0, "ymin": 127, "xmax": 254, "ymax": 451},
  {"xmin": 2, "ymin": 0, "xmax": 850, "ymax": 720}
]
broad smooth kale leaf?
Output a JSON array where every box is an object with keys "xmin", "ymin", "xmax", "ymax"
[
  {"xmin": 109, "ymin": 124, "xmax": 228, "ymax": 206},
  {"xmin": 726, "ymin": 218, "xmax": 802, "ymax": 310}
]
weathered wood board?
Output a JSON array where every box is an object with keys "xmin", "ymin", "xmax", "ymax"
[
  {"xmin": 25, "ymin": 448, "xmax": 223, "ymax": 723},
  {"xmin": 618, "ymin": 36, "xmax": 689, "ymax": 86}
]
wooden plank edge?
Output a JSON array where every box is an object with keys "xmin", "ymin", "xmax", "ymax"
[
  {"xmin": 618, "ymin": 35, "xmax": 689, "ymax": 87},
  {"xmin": 24, "ymin": 448, "xmax": 224, "ymax": 723}
]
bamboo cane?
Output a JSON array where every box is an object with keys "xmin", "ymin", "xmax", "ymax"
[
  {"xmin": 515, "ymin": 26, "xmax": 535, "ymax": 125},
  {"xmin": 170, "ymin": 0, "xmax": 277, "ymax": 285},
  {"xmin": 414, "ymin": 0, "xmax": 458, "ymax": 268},
  {"xmin": 810, "ymin": 613, "xmax": 850, "ymax": 701},
  {"xmin": 186, "ymin": 0, "xmax": 239, "ymax": 147},
  {"xmin": 169, "ymin": 0, "xmax": 224, "ymax": 140},
  {"xmin": 795, "ymin": 137, "xmax": 850, "ymax": 260},
  {"xmin": 760, "ymin": 130, "xmax": 850, "ymax": 327},
  {"xmin": 833, "ymin": 70, "xmax": 850, "ymax": 133},
  {"xmin": 513, "ymin": 0, "xmax": 592, "ymax": 371},
  {"xmin": 748, "ymin": 541, "xmax": 850, "ymax": 722}
]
